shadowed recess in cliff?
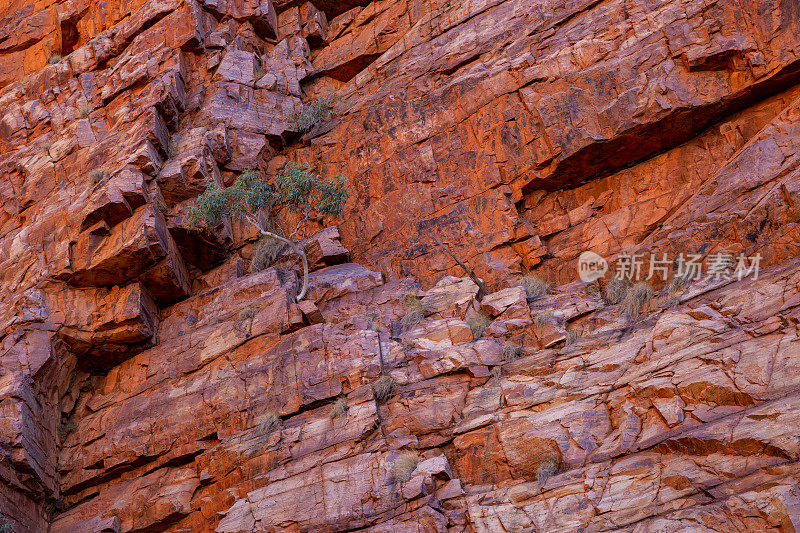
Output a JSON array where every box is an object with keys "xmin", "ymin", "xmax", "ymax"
[{"xmin": 521, "ymin": 57, "xmax": 800, "ymax": 194}]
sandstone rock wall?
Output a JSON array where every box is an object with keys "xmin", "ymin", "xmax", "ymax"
[{"xmin": 0, "ymin": 0, "xmax": 800, "ymax": 530}]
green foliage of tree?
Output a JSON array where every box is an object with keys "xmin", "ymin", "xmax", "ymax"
[
  {"xmin": 186, "ymin": 162, "xmax": 349, "ymax": 301},
  {"xmin": 292, "ymin": 94, "xmax": 338, "ymax": 133}
]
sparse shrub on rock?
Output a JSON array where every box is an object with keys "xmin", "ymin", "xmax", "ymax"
[
  {"xmin": 250, "ymin": 234, "xmax": 284, "ymax": 273},
  {"xmin": 58, "ymin": 419, "xmax": 77, "ymax": 440},
  {"xmin": 239, "ymin": 305, "xmax": 257, "ymax": 320},
  {"xmin": 520, "ymin": 274, "xmax": 550, "ymax": 302},
  {"xmin": 77, "ymin": 102, "xmax": 92, "ymax": 119},
  {"xmin": 372, "ymin": 374, "xmax": 395, "ymax": 403},
  {"xmin": 330, "ymin": 395, "xmax": 348, "ymax": 420},
  {"xmin": 468, "ymin": 310, "xmax": 491, "ymax": 339},
  {"xmin": 505, "ymin": 435, "xmax": 562, "ymax": 489},
  {"xmin": 624, "ymin": 282, "xmax": 654, "ymax": 318},
  {"xmin": 259, "ymin": 411, "xmax": 281, "ymax": 436},
  {"xmin": 502, "ymin": 341, "xmax": 522, "ymax": 361},
  {"xmin": 400, "ymin": 294, "xmax": 426, "ymax": 327},
  {"xmin": 292, "ymin": 94, "xmax": 338, "ymax": 133},
  {"xmin": 167, "ymin": 137, "xmax": 179, "ymax": 158},
  {"xmin": 534, "ymin": 309, "xmax": 554, "ymax": 326},
  {"xmin": 88, "ymin": 169, "xmax": 108, "ymax": 186},
  {"xmin": 602, "ymin": 277, "xmax": 630, "ymax": 305},
  {"xmin": 491, "ymin": 366, "xmax": 502, "ymax": 381},
  {"xmin": 666, "ymin": 273, "xmax": 693, "ymax": 294},
  {"xmin": 565, "ymin": 327, "xmax": 580, "ymax": 346},
  {"xmin": 391, "ymin": 451, "xmax": 419, "ymax": 484},
  {"xmin": 187, "ymin": 164, "xmax": 349, "ymax": 301},
  {"xmin": 536, "ymin": 455, "xmax": 559, "ymax": 488}
]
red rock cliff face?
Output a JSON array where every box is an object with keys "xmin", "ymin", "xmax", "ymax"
[{"xmin": 1, "ymin": 0, "xmax": 800, "ymax": 530}]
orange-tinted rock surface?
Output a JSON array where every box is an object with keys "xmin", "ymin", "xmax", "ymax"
[{"xmin": 2, "ymin": 0, "xmax": 800, "ymax": 530}]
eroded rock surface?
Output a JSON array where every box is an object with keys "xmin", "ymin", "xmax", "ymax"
[{"xmin": 1, "ymin": 0, "xmax": 800, "ymax": 531}]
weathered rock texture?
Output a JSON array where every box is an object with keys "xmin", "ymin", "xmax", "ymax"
[{"xmin": 1, "ymin": 0, "xmax": 800, "ymax": 530}]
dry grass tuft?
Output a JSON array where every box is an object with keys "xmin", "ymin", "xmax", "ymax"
[
  {"xmin": 154, "ymin": 196, "xmax": 169, "ymax": 216},
  {"xmin": 58, "ymin": 419, "xmax": 77, "ymax": 439},
  {"xmin": 502, "ymin": 341, "xmax": 522, "ymax": 361},
  {"xmin": 167, "ymin": 138, "xmax": 179, "ymax": 158},
  {"xmin": 534, "ymin": 309, "xmax": 554, "ymax": 326},
  {"xmin": 467, "ymin": 310, "xmax": 491, "ymax": 339},
  {"xmin": 239, "ymin": 305, "xmax": 258, "ymax": 320},
  {"xmin": 372, "ymin": 374, "xmax": 395, "ymax": 403},
  {"xmin": 77, "ymin": 102, "xmax": 93, "ymax": 119},
  {"xmin": 624, "ymin": 282, "xmax": 654, "ymax": 318},
  {"xmin": 536, "ymin": 456, "xmax": 559, "ymax": 488},
  {"xmin": 603, "ymin": 277, "xmax": 630, "ymax": 305},
  {"xmin": 364, "ymin": 311, "xmax": 380, "ymax": 330},
  {"xmin": 400, "ymin": 294, "xmax": 426, "ymax": 327},
  {"xmin": 666, "ymin": 273, "xmax": 693, "ymax": 294},
  {"xmin": 392, "ymin": 451, "xmax": 420, "ymax": 484},
  {"xmin": 565, "ymin": 327, "xmax": 580, "ymax": 347},
  {"xmin": 260, "ymin": 411, "xmax": 281, "ymax": 436},
  {"xmin": 250, "ymin": 235, "xmax": 284, "ymax": 273},
  {"xmin": 520, "ymin": 274, "xmax": 550, "ymax": 302},
  {"xmin": 491, "ymin": 366, "xmax": 502, "ymax": 381},
  {"xmin": 330, "ymin": 395, "xmax": 348, "ymax": 420},
  {"xmin": 89, "ymin": 169, "xmax": 108, "ymax": 186}
]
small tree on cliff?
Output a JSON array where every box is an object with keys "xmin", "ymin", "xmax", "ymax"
[{"xmin": 187, "ymin": 162, "xmax": 349, "ymax": 301}]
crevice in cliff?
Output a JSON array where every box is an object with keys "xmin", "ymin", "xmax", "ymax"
[
  {"xmin": 315, "ymin": 53, "xmax": 382, "ymax": 83},
  {"xmin": 0, "ymin": 35, "xmax": 45, "ymax": 55},
  {"xmin": 61, "ymin": 455, "xmax": 161, "ymax": 496},
  {"xmin": 439, "ymin": 52, "xmax": 482, "ymax": 78},
  {"xmin": 522, "ymin": 60, "xmax": 800, "ymax": 194},
  {"xmin": 128, "ymin": 511, "xmax": 188, "ymax": 533},
  {"xmin": 59, "ymin": 17, "xmax": 80, "ymax": 56},
  {"xmin": 143, "ymin": 449, "xmax": 205, "ymax": 476}
]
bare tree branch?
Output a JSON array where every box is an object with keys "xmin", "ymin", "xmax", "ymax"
[
  {"xmin": 247, "ymin": 213, "xmax": 310, "ymax": 301},
  {"xmin": 432, "ymin": 235, "xmax": 487, "ymax": 300}
]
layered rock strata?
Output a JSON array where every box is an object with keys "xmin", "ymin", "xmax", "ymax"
[{"xmin": 1, "ymin": 0, "xmax": 800, "ymax": 531}]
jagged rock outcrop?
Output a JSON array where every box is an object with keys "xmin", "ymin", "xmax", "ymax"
[{"xmin": 1, "ymin": 0, "xmax": 800, "ymax": 531}]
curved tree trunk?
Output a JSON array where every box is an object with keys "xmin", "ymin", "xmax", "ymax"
[
  {"xmin": 256, "ymin": 228, "xmax": 309, "ymax": 301},
  {"xmin": 244, "ymin": 214, "xmax": 310, "ymax": 301}
]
